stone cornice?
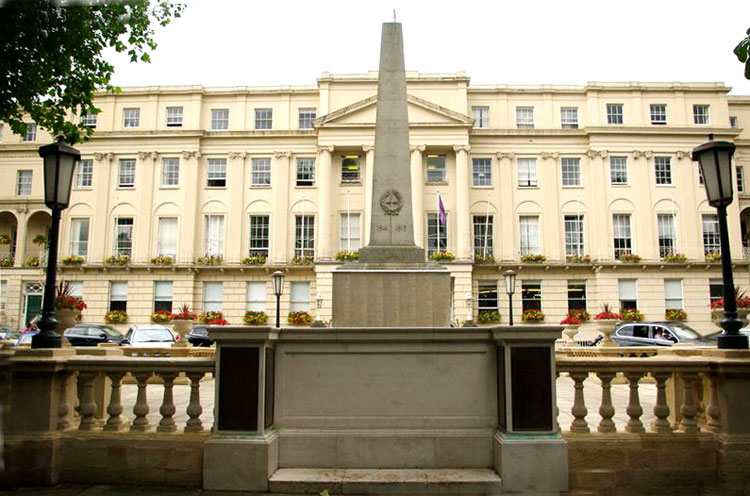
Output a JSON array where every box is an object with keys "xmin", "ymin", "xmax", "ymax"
[{"xmin": 469, "ymin": 82, "xmax": 730, "ymax": 95}]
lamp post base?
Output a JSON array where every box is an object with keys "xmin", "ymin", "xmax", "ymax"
[
  {"xmin": 718, "ymin": 333, "xmax": 749, "ymax": 349},
  {"xmin": 31, "ymin": 332, "xmax": 62, "ymax": 349},
  {"xmin": 463, "ymin": 320, "xmax": 477, "ymax": 327},
  {"xmin": 311, "ymin": 320, "xmax": 326, "ymax": 328}
]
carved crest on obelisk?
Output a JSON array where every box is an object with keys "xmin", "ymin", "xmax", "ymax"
[{"xmin": 379, "ymin": 189, "xmax": 404, "ymax": 216}]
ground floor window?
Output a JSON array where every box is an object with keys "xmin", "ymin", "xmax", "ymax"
[
  {"xmin": 567, "ymin": 281, "xmax": 587, "ymax": 312},
  {"xmin": 290, "ymin": 281, "xmax": 310, "ymax": 312},
  {"xmin": 153, "ymin": 281, "xmax": 173, "ymax": 312},
  {"xmin": 109, "ymin": 281, "xmax": 127, "ymax": 312},
  {"xmin": 664, "ymin": 279, "xmax": 683, "ymax": 309},
  {"xmin": 203, "ymin": 282, "xmax": 223, "ymax": 313},
  {"xmin": 247, "ymin": 282, "xmax": 267, "ymax": 312},
  {"xmin": 521, "ymin": 281, "xmax": 542, "ymax": 312},
  {"xmin": 709, "ymin": 278, "xmax": 723, "ymax": 305},
  {"xmin": 618, "ymin": 279, "xmax": 638, "ymax": 310},
  {"xmin": 478, "ymin": 280, "xmax": 498, "ymax": 316}
]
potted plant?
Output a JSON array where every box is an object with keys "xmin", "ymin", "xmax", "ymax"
[
  {"xmin": 429, "ymin": 251, "xmax": 455, "ymax": 262},
  {"xmin": 560, "ymin": 314, "xmax": 582, "ymax": 341},
  {"xmin": 618, "ymin": 253, "xmax": 642, "ymax": 263},
  {"xmin": 150, "ymin": 255, "xmax": 174, "ymax": 265},
  {"xmin": 288, "ymin": 310, "xmax": 313, "ymax": 325},
  {"xmin": 0, "ymin": 234, "xmax": 10, "ymax": 245},
  {"xmin": 665, "ymin": 308, "xmax": 687, "ymax": 321},
  {"xmin": 594, "ymin": 304, "xmax": 621, "ymax": 347},
  {"xmin": 243, "ymin": 311, "xmax": 268, "ymax": 325},
  {"xmin": 242, "ymin": 255, "xmax": 268, "ymax": 265},
  {"xmin": 55, "ymin": 281, "xmax": 87, "ymax": 332},
  {"xmin": 662, "ymin": 253, "xmax": 687, "ymax": 263},
  {"xmin": 710, "ymin": 287, "xmax": 750, "ymax": 326},
  {"xmin": 477, "ymin": 309, "xmax": 501, "ymax": 324},
  {"xmin": 705, "ymin": 252, "xmax": 722, "ymax": 263},
  {"xmin": 0, "ymin": 256, "xmax": 13, "ymax": 267},
  {"xmin": 521, "ymin": 308, "xmax": 545, "ymax": 323},
  {"xmin": 104, "ymin": 310, "xmax": 128, "ymax": 325},
  {"xmin": 196, "ymin": 254, "xmax": 223, "ymax": 265},
  {"xmin": 334, "ymin": 251, "xmax": 359, "ymax": 262},
  {"xmin": 473, "ymin": 254, "xmax": 496, "ymax": 264},
  {"xmin": 521, "ymin": 254, "xmax": 547, "ymax": 263},
  {"xmin": 566, "ymin": 254, "xmax": 591, "ymax": 263},
  {"xmin": 199, "ymin": 311, "xmax": 228, "ymax": 325},
  {"xmin": 25, "ymin": 256, "xmax": 40, "ymax": 267},
  {"xmin": 105, "ymin": 254, "xmax": 130, "ymax": 266},
  {"xmin": 291, "ymin": 256, "xmax": 314, "ymax": 265},
  {"xmin": 32, "ymin": 234, "xmax": 47, "ymax": 247},
  {"xmin": 569, "ymin": 309, "xmax": 591, "ymax": 323},
  {"xmin": 620, "ymin": 308, "xmax": 644, "ymax": 322},
  {"xmin": 61, "ymin": 255, "xmax": 85, "ymax": 266},
  {"xmin": 171, "ymin": 304, "xmax": 197, "ymax": 344},
  {"xmin": 151, "ymin": 310, "xmax": 173, "ymax": 324}
]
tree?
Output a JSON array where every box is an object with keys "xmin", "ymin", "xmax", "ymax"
[
  {"xmin": 735, "ymin": 27, "xmax": 750, "ymax": 80},
  {"xmin": 0, "ymin": 0, "xmax": 184, "ymax": 143}
]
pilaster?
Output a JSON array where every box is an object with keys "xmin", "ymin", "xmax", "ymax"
[
  {"xmin": 136, "ymin": 151, "xmax": 158, "ymax": 263},
  {"xmin": 13, "ymin": 209, "xmax": 28, "ymax": 267},
  {"xmin": 181, "ymin": 151, "xmax": 201, "ymax": 262},
  {"xmin": 410, "ymin": 145, "xmax": 425, "ymax": 247},
  {"xmin": 497, "ymin": 152, "xmax": 515, "ymax": 262},
  {"xmin": 91, "ymin": 152, "xmax": 113, "ymax": 263},
  {"xmin": 227, "ymin": 151, "xmax": 247, "ymax": 263},
  {"xmin": 317, "ymin": 146, "xmax": 334, "ymax": 260},
  {"xmin": 272, "ymin": 151, "xmax": 291, "ymax": 264},
  {"xmin": 454, "ymin": 145, "xmax": 471, "ymax": 260}
]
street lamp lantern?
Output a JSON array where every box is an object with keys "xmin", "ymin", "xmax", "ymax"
[
  {"xmin": 463, "ymin": 291, "xmax": 476, "ymax": 327},
  {"xmin": 692, "ymin": 137, "xmax": 748, "ymax": 349},
  {"xmin": 312, "ymin": 292, "xmax": 325, "ymax": 327},
  {"xmin": 32, "ymin": 138, "xmax": 80, "ymax": 349},
  {"xmin": 271, "ymin": 270, "xmax": 284, "ymax": 329},
  {"xmin": 504, "ymin": 270, "xmax": 517, "ymax": 326}
]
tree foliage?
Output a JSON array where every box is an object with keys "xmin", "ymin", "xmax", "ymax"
[
  {"xmin": 0, "ymin": 0, "xmax": 184, "ymax": 143},
  {"xmin": 735, "ymin": 27, "xmax": 750, "ymax": 80}
]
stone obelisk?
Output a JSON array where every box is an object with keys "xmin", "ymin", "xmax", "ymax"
[{"xmin": 331, "ymin": 22, "xmax": 450, "ymax": 327}]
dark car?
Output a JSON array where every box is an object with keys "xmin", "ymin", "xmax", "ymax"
[
  {"xmin": 63, "ymin": 324, "xmax": 124, "ymax": 346},
  {"xmin": 187, "ymin": 326, "xmax": 213, "ymax": 347},
  {"xmin": 612, "ymin": 321, "xmax": 713, "ymax": 347}
]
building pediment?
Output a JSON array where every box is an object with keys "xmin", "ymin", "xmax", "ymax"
[{"xmin": 315, "ymin": 94, "xmax": 473, "ymax": 128}]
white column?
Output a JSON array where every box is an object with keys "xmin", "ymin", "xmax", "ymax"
[
  {"xmin": 496, "ymin": 152, "xmax": 515, "ymax": 262},
  {"xmin": 454, "ymin": 145, "xmax": 471, "ymax": 260},
  {"xmin": 363, "ymin": 145, "xmax": 375, "ymax": 246},
  {"xmin": 272, "ymin": 151, "xmax": 291, "ymax": 264},
  {"xmin": 410, "ymin": 145, "xmax": 425, "ymax": 247},
  {"xmin": 92, "ymin": 152, "xmax": 113, "ymax": 263},
  {"xmin": 180, "ymin": 151, "xmax": 201, "ymax": 262},
  {"xmin": 136, "ymin": 151, "xmax": 157, "ymax": 263},
  {"xmin": 227, "ymin": 152, "xmax": 247, "ymax": 263},
  {"xmin": 317, "ymin": 146, "xmax": 334, "ymax": 260},
  {"xmin": 13, "ymin": 210, "xmax": 28, "ymax": 267}
]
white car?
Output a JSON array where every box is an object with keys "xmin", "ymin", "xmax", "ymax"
[{"xmin": 120, "ymin": 324, "xmax": 176, "ymax": 347}]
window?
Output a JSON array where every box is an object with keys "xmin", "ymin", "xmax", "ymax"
[
  {"xmin": 472, "ymin": 106, "xmax": 489, "ymax": 129},
  {"xmin": 157, "ymin": 217, "xmax": 178, "ymax": 258},
  {"xmin": 340, "ymin": 213, "xmax": 361, "ymax": 251},
  {"xmin": 516, "ymin": 107, "xmax": 534, "ymax": 128},
  {"xmin": 251, "ymin": 157, "xmax": 271, "ymax": 186},
  {"xmin": 81, "ymin": 113, "xmax": 97, "ymax": 128},
  {"xmin": 693, "ymin": 105, "xmax": 710, "ymax": 125},
  {"xmin": 123, "ymin": 108, "xmax": 140, "ymax": 128},
  {"xmin": 16, "ymin": 170, "xmax": 32, "ymax": 196},
  {"xmin": 650, "ymin": 104, "xmax": 667, "ymax": 125},
  {"xmin": 211, "ymin": 108, "xmax": 229, "ymax": 130},
  {"xmin": 426, "ymin": 213, "xmax": 447, "ymax": 256},
  {"xmin": 118, "ymin": 159, "xmax": 135, "ymax": 188},
  {"xmin": 0, "ymin": 280, "xmax": 6, "ymax": 313},
  {"xmin": 341, "ymin": 155, "xmax": 361, "ymax": 183},
  {"xmin": 519, "ymin": 216, "xmax": 540, "ymax": 256},
  {"xmin": 709, "ymin": 278, "xmax": 723, "ymax": 305},
  {"xmin": 613, "ymin": 214, "xmax": 632, "ymax": 259},
  {"xmin": 473, "ymin": 215, "xmax": 493, "ymax": 258},
  {"xmin": 298, "ymin": 108, "xmax": 316, "ymax": 130},
  {"xmin": 665, "ymin": 279, "xmax": 683, "ymax": 310},
  {"xmin": 114, "ymin": 218, "xmax": 134, "ymax": 257},
  {"xmin": 203, "ymin": 282, "xmax": 223, "ymax": 313},
  {"xmin": 478, "ymin": 280, "xmax": 498, "ymax": 313},
  {"xmin": 161, "ymin": 157, "xmax": 180, "ymax": 187},
  {"xmin": 207, "ymin": 158, "xmax": 227, "ymax": 187},
  {"xmin": 730, "ymin": 116, "xmax": 739, "ymax": 128},
  {"xmin": 472, "ymin": 158, "xmax": 492, "ymax": 187},
  {"xmin": 517, "ymin": 158, "xmax": 537, "ymax": 187},
  {"xmin": 426, "ymin": 155, "xmax": 446, "ymax": 183},
  {"xmin": 606, "ymin": 104, "xmax": 623, "ymax": 124},
  {"xmin": 655, "ymin": 156, "xmax": 672, "ymax": 185},
  {"xmin": 702, "ymin": 214, "xmax": 720, "ymax": 256},
  {"xmin": 166, "ymin": 107, "xmax": 183, "ymax": 127},
  {"xmin": 610, "ymin": 156, "xmax": 628, "ymax": 184},
  {"xmin": 522, "ymin": 281, "xmax": 542, "ymax": 312},
  {"xmin": 22, "ymin": 123, "xmax": 37, "ymax": 142},
  {"xmin": 618, "ymin": 279, "xmax": 637, "ymax": 310},
  {"xmin": 290, "ymin": 281, "xmax": 310, "ymax": 312},
  {"xmin": 249, "ymin": 215, "xmax": 270, "ymax": 257},
  {"xmin": 296, "ymin": 158, "xmax": 315, "ymax": 186},
  {"xmin": 204, "ymin": 215, "xmax": 225, "ymax": 256},
  {"xmin": 657, "ymin": 213, "xmax": 676, "ymax": 258},
  {"xmin": 567, "ymin": 281, "xmax": 587, "ymax": 312},
  {"xmin": 561, "ymin": 107, "xmax": 578, "ymax": 129},
  {"xmin": 70, "ymin": 218, "xmax": 90, "ymax": 257},
  {"xmin": 561, "ymin": 157, "xmax": 581, "ymax": 186},
  {"xmin": 246, "ymin": 282, "xmax": 267, "ymax": 312},
  {"xmin": 255, "ymin": 108, "xmax": 273, "ymax": 129},
  {"xmin": 109, "ymin": 282, "xmax": 127, "ymax": 312},
  {"xmin": 295, "ymin": 215, "xmax": 315, "ymax": 258},
  {"xmin": 68, "ymin": 282, "xmax": 84, "ymax": 300},
  {"xmin": 153, "ymin": 281, "xmax": 173, "ymax": 313},
  {"xmin": 564, "ymin": 215, "xmax": 584, "ymax": 257},
  {"xmin": 76, "ymin": 159, "xmax": 93, "ymax": 188},
  {"xmin": 737, "ymin": 166, "xmax": 745, "ymax": 193}
]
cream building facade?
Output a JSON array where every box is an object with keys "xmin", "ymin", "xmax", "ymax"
[{"xmin": 2, "ymin": 71, "xmax": 750, "ymax": 333}]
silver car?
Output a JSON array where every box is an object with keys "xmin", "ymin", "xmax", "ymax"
[{"xmin": 120, "ymin": 324, "xmax": 175, "ymax": 347}]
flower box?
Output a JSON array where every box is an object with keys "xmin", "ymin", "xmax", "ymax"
[
  {"xmin": 242, "ymin": 255, "xmax": 267, "ymax": 265},
  {"xmin": 473, "ymin": 254, "xmax": 496, "ymax": 265},
  {"xmin": 665, "ymin": 308, "xmax": 687, "ymax": 321},
  {"xmin": 61, "ymin": 255, "xmax": 85, "ymax": 266},
  {"xmin": 243, "ymin": 311, "xmax": 268, "ymax": 325},
  {"xmin": 105, "ymin": 254, "xmax": 130, "ymax": 266},
  {"xmin": 199, "ymin": 311, "xmax": 228, "ymax": 325},
  {"xmin": 196, "ymin": 255, "xmax": 223, "ymax": 265},
  {"xmin": 0, "ymin": 256, "xmax": 14, "ymax": 267},
  {"xmin": 478, "ymin": 310, "xmax": 501, "ymax": 323},
  {"xmin": 566, "ymin": 254, "xmax": 591, "ymax": 263},
  {"xmin": 288, "ymin": 311, "xmax": 313, "ymax": 325},
  {"xmin": 617, "ymin": 253, "xmax": 642, "ymax": 263},
  {"xmin": 334, "ymin": 251, "xmax": 359, "ymax": 262},
  {"xmin": 25, "ymin": 256, "xmax": 40, "ymax": 267},
  {"xmin": 151, "ymin": 310, "xmax": 174, "ymax": 324},
  {"xmin": 32, "ymin": 234, "xmax": 47, "ymax": 246},
  {"xmin": 150, "ymin": 255, "xmax": 174, "ymax": 265},
  {"xmin": 291, "ymin": 256, "xmax": 314, "ymax": 265},
  {"xmin": 620, "ymin": 308, "xmax": 644, "ymax": 322},
  {"xmin": 522, "ymin": 309, "xmax": 545, "ymax": 323},
  {"xmin": 0, "ymin": 234, "xmax": 11, "ymax": 245},
  {"xmin": 662, "ymin": 253, "xmax": 687, "ymax": 263},
  {"xmin": 521, "ymin": 254, "xmax": 546, "ymax": 263},
  {"xmin": 705, "ymin": 252, "xmax": 721, "ymax": 263},
  {"xmin": 429, "ymin": 251, "xmax": 455, "ymax": 262},
  {"xmin": 105, "ymin": 310, "xmax": 128, "ymax": 324}
]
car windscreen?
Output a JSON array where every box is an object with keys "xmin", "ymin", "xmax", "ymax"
[
  {"xmin": 132, "ymin": 329, "xmax": 174, "ymax": 343},
  {"xmin": 99, "ymin": 326, "xmax": 123, "ymax": 337},
  {"xmin": 668, "ymin": 323, "xmax": 701, "ymax": 340}
]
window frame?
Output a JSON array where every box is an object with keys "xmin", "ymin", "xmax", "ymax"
[
  {"xmin": 75, "ymin": 159, "xmax": 93, "ymax": 188},
  {"xmin": 153, "ymin": 281, "xmax": 174, "ymax": 313},
  {"xmin": 664, "ymin": 279, "xmax": 683, "ymax": 310},
  {"xmin": 251, "ymin": 157, "xmax": 271, "ymax": 187},
  {"xmin": 654, "ymin": 156, "xmax": 673, "ymax": 186},
  {"xmin": 203, "ymin": 282, "xmax": 223, "ymax": 313},
  {"xmin": 156, "ymin": 217, "xmax": 178, "ymax": 259},
  {"xmin": 606, "ymin": 104, "xmax": 624, "ymax": 124},
  {"xmin": 16, "ymin": 169, "xmax": 32, "ymax": 196},
  {"xmin": 203, "ymin": 214, "xmax": 225, "ymax": 257},
  {"xmin": 122, "ymin": 108, "xmax": 140, "ymax": 128},
  {"xmin": 517, "ymin": 157, "xmax": 538, "ymax": 188},
  {"xmin": 650, "ymin": 104, "xmax": 667, "ymax": 125},
  {"xmin": 296, "ymin": 157, "xmax": 316, "ymax": 187},
  {"xmin": 657, "ymin": 213, "xmax": 677, "ymax": 259},
  {"xmin": 114, "ymin": 217, "xmax": 134, "ymax": 257},
  {"xmin": 521, "ymin": 280, "xmax": 542, "ymax": 312},
  {"xmin": 564, "ymin": 214, "xmax": 585, "ymax": 257},
  {"xmin": 560, "ymin": 107, "xmax": 579, "ymax": 129},
  {"xmin": 618, "ymin": 279, "xmax": 638, "ymax": 311},
  {"xmin": 613, "ymin": 213, "xmax": 633, "ymax": 259},
  {"xmin": 118, "ymin": 159, "xmax": 136, "ymax": 188},
  {"xmin": 298, "ymin": 108, "xmax": 317, "ymax": 130},
  {"xmin": 472, "ymin": 215, "xmax": 493, "ymax": 258},
  {"xmin": 515, "ymin": 107, "xmax": 534, "ymax": 129},
  {"xmin": 737, "ymin": 166, "xmax": 745, "ymax": 194},
  {"xmin": 478, "ymin": 280, "xmax": 499, "ymax": 313},
  {"xmin": 210, "ymin": 108, "xmax": 229, "ymax": 131},
  {"xmin": 160, "ymin": 157, "xmax": 180, "ymax": 188},
  {"xmin": 81, "ymin": 113, "xmax": 97, "ymax": 128},
  {"xmin": 109, "ymin": 281, "xmax": 127, "ymax": 312},
  {"xmin": 519, "ymin": 215, "xmax": 540, "ymax": 256},
  {"xmin": 472, "ymin": 106, "xmax": 490, "ymax": 129},
  {"xmin": 22, "ymin": 122, "xmax": 37, "ymax": 142},
  {"xmin": 341, "ymin": 155, "xmax": 361, "ymax": 183},
  {"xmin": 472, "ymin": 157, "xmax": 492, "ymax": 187},
  {"xmin": 246, "ymin": 282, "xmax": 267, "ymax": 312},
  {"xmin": 610, "ymin": 156, "xmax": 628, "ymax": 185},
  {"xmin": 254, "ymin": 108, "xmax": 273, "ymax": 130},
  {"xmin": 425, "ymin": 154, "xmax": 446, "ymax": 183},
  {"xmin": 561, "ymin": 157, "xmax": 582, "ymax": 187},
  {"xmin": 702, "ymin": 214, "xmax": 720, "ymax": 256},
  {"xmin": 294, "ymin": 215, "xmax": 315, "ymax": 259},
  {"xmin": 693, "ymin": 104, "xmax": 710, "ymax": 125},
  {"xmin": 207, "ymin": 158, "xmax": 227, "ymax": 188},
  {"xmin": 426, "ymin": 212, "xmax": 448, "ymax": 256},
  {"xmin": 339, "ymin": 212, "xmax": 361, "ymax": 252},
  {"xmin": 248, "ymin": 214, "xmax": 270, "ymax": 257},
  {"xmin": 567, "ymin": 280, "xmax": 587, "ymax": 313},
  {"xmin": 166, "ymin": 106, "xmax": 183, "ymax": 127},
  {"xmin": 70, "ymin": 217, "xmax": 90, "ymax": 258}
]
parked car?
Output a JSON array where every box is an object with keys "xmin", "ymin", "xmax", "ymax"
[
  {"xmin": 15, "ymin": 330, "xmax": 39, "ymax": 346},
  {"xmin": 63, "ymin": 324, "xmax": 124, "ymax": 346},
  {"xmin": 704, "ymin": 327, "xmax": 750, "ymax": 341},
  {"xmin": 186, "ymin": 326, "xmax": 213, "ymax": 347},
  {"xmin": 120, "ymin": 324, "xmax": 176, "ymax": 347},
  {"xmin": 612, "ymin": 321, "xmax": 714, "ymax": 347},
  {"xmin": 0, "ymin": 324, "xmax": 18, "ymax": 340}
]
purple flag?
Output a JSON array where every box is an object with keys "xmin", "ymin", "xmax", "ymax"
[{"xmin": 438, "ymin": 193, "xmax": 446, "ymax": 226}]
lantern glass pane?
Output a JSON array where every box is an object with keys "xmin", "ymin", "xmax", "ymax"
[
  {"xmin": 718, "ymin": 150, "xmax": 734, "ymax": 202},
  {"xmin": 699, "ymin": 152, "xmax": 720, "ymax": 205},
  {"xmin": 272, "ymin": 272, "xmax": 283, "ymax": 296},
  {"xmin": 504, "ymin": 273, "xmax": 516, "ymax": 294},
  {"xmin": 56, "ymin": 154, "xmax": 77, "ymax": 208},
  {"xmin": 44, "ymin": 154, "xmax": 57, "ymax": 205}
]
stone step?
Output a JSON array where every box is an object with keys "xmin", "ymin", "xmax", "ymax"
[{"xmin": 268, "ymin": 468, "xmax": 503, "ymax": 495}]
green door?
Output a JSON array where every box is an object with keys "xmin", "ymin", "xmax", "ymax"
[{"xmin": 25, "ymin": 294, "xmax": 42, "ymax": 326}]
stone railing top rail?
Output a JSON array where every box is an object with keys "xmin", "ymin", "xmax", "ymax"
[{"xmin": 557, "ymin": 350, "xmax": 750, "ymax": 373}]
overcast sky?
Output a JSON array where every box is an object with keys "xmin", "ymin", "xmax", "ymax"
[{"xmin": 106, "ymin": 0, "xmax": 750, "ymax": 94}]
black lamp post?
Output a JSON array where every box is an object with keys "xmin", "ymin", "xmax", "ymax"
[
  {"xmin": 692, "ymin": 137, "xmax": 749, "ymax": 349},
  {"xmin": 32, "ymin": 138, "xmax": 80, "ymax": 349},
  {"xmin": 271, "ymin": 270, "xmax": 284, "ymax": 329},
  {"xmin": 504, "ymin": 270, "xmax": 517, "ymax": 326}
]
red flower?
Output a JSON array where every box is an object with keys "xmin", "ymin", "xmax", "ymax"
[{"xmin": 560, "ymin": 316, "xmax": 582, "ymax": 325}]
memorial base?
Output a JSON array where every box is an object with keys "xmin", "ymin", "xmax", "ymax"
[
  {"xmin": 203, "ymin": 432, "xmax": 278, "ymax": 492},
  {"xmin": 494, "ymin": 431, "xmax": 568, "ymax": 494}
]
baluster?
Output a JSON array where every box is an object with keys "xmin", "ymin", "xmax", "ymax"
[
  {"xmin": 57, "ymin": 371, "xmax": 73, "ymax": 430},
  {"xmin": 679, "ymin": 372, "xmax": 700, "ymax": 433},
  {"xmin": 624, "ymin": 372, "xmax": 645, "ymax": 433},
  {"xmin": 157, "ymin": 372, "xmax": 177, "ymax": 433},
  {"xmin": 705, "ymin": 373, "xmax": 721, "ymax": 433},
  {"xmin": 78, "ymin": 371, "xmax": 98, "ymax": 431},
  {"xmin": 596, "ymin": 371, "xmax": 616, "ymax": 433},
  {"xmin": 104, "ymin": 371, "xmax": 128, "ymax": 432},
  {"xmin": 650, "ymin": 372, "xmax": 672, "ymax": 433},
  {"xmin": 185, "ymin": 372, "xmax": 205, "ymax": 433},
  {"xmin": 130, "ymin": 372, "xmax": 151, "ymax": 432},
  {"xmin": 570, "ymin": 372, "xmax": 589, "ymax": 433}
]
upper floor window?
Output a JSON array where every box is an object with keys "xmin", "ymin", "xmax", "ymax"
[
  {"xmin": 16, "ymin": 170, "xmax": 32, "ymax": 196},
  {"xmin": 211, "ymin": 108, "xmax": 229, "ymax": 130},
  {"xmin": 249, "ymin": 215, "xmax": 270, "ymax": 257},
  {"xmin": 296, "ymin": 157, "xmax": 315, "ymax": 186},
  {"xmin": 650, "ymin": 104, "xmax": 667, "ymax": 125},
  {"xmin": 613, "ymin": 214, "xmax": 632, "ymax": 259},
  {"xmin": 693, "ymin": 105, "xmax": 710, "ymax": 125},
  {"xmin": 298, "ymin": 108, "xmax": 316, "ymax": 130},
  {"xmin": 341, "ymin": 155, "xmax": 361, "ymax": 183},
  {"xmin": 114, "ymin": 217, "xmax": 134, "ymax": 257},
  {"xmin": 118, "ymin": 159, "xmax": 135, "ymax": 188},
  {"xmin": 340, "ymin": 213, "xmax": 361, "ymax": 252},
  {"xmin": 426, "ymin": 213, "xmax": 447, "ymax": 256},
  {"xmin": 564, "ymin": 214, "xmax": 584, "ymax": 257},
  {"xmin": 561, "ymin": 107, "xmax": 578, "ymax": 129},
  {"xmin": 207, "ymin": 158, "xmax": 227, "ymax": 187},
  {"xmin": 166, "ymin": 106, "xmax": 183, "ymax": 127},
  {"xmin": 295, "ymin": 215, "xmax": 315, "ymax": 259},
  {"xmin": 657, "ymin": 213, "xmax": 676, "ymax": 258},
  {"xmin": 472, "ymin": 157, "xmax": 492, "ymax": 187},
  {"xmin": 157, "ymin": 217, "xmax": 178, "ymax": 258},
  {"xmin": 251, "ymin": 157, "xmax": 271, "ymax": 186},
  {"xmin": 472, "ymin": 106, "xmax": 489, "ymax": 129},
  {"xmin": 610, "ymin": 156, "xmax": 628, "ymax": 185},
  {"xmin": 22, "ymin": 123, "xmax": 37, "ymax": 142},
  {"xmin": 123, "ymin": 108, "xmax": 140, "ymax": 128},
  {"xmin": 606, "ymin": 104, "xmax": 623, "ymax": 124},
  {"xmin": 161, "ymin": 157, "xmax": 180, "ymax": 187},
  {"xmin": 81, "ymin": 113, "xmax": 97, "ymax": 128},
  {"xmin": 702, "ymin": 214, "xmax": 720, "ymax": 256},
  {"xmin": 730, "ymin": 116, "xmax": 738, "ymax": 128},
  {"xmin": 516, "ymin": 107, "xmax": 534, "ymax": 129},
  {"xmin": 75, "ymin": 159, "xmax": 93, "ymax": 188},
  {"xmin": 204, "ymin": 214, "xmax": 225, "ymax": 256},
  {"xmin": 255, "ymin": 108, "xmax": 273, "ymax": 130},
  {"xmin": 70, "ymin": 218, "xmax": 90, "ymax": 257},
  {"xmin": 517, "ymin": 158, "xmax": 537, "ymax": 187},
  {"xmin": 426, "ymin": 154, "xmax": 446, "ymax": 183},
  {"xmin": 737, "ymin": 166, "xmax": 745, "ymax": 193},
  {"xmin": 561, "ymin": 157, "xmax": 581, "ymax": 186},
  {"xmin": 519, "ymin": 215, "xmax": 540, "ymax": 256},
  {"xmin": 473, "ymin": 215, "xmax": 493, "ymax": 258},
  {"xmin": 654, "ymin": 156, "xmax": 672, "ymax": 185}
]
